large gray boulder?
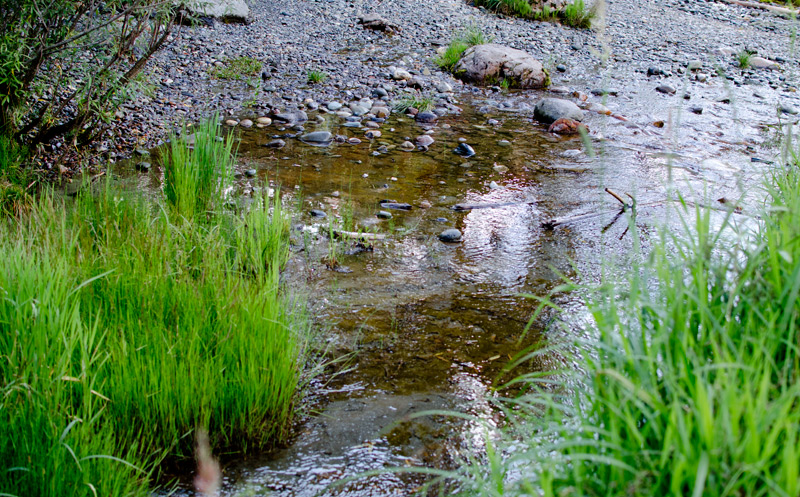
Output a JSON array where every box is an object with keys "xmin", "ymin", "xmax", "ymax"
[
  {"xmin": 176, "ymin": 0, "xmax": 249, "ymax": 23},
  {"xmin": 534, "ymin": 98, "xmax": 585, "ymax": 124},
  {"xmin": 454, "ymin": 44, "xmax": 549, "ymax": 89}
]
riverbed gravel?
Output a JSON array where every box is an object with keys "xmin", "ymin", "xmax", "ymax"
[{"xmin": 82, "ymin": 0, "xmax": 799, "ymax": 166}]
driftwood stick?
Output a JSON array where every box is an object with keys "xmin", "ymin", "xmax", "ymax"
[
  {"xmin": 717, "ymin": 0, "xmax": 798, "ymax": 15},
  {"xmin": 604, "ymin": 188, "xmax": 628, "ymax": 207},
  {"xmin": 542, "ymin": 199, "xmax": 755, "ymax": 229},
  {"xmin": 321, "ymin": 226, "xmax": 387, "ymax": 241}
]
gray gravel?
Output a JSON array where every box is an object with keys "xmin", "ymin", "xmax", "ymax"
[{"xmin": 98, "ymin": 0, "xmax": 800, "ymax": 160}]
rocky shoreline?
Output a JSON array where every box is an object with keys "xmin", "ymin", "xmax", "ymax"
[{"xmin": 70, "ymin": 0, "xmax": 799, "ymax": 174}]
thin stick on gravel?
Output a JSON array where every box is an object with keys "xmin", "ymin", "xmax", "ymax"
[{"xmin": 717, "ymin": 0, "xmax": 798, "ymax": 16}]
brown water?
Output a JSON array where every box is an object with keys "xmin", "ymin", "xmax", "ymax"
[{"xmin": 128, "ymin": 82, "xmax": 771, "ymax": 495}]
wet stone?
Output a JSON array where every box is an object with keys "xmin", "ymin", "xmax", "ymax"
[
  {"xmin": 240, "ymin": 119, "xmax": 253, "ymax": 128},
  {"xmin": 264, "ymin": 139, "xmax": 286, "ymax": 148},
  {"xmin": 301, "ymin": 131, "xmax": 333, "ymax": 144},
  {"xmin": 377, "ymin": 211, "xmax": 393, "ymax": 219},
  {"xmin": 438, "ymin": 229, "xmax": 462, "ymax": 243},
  {"xmin": 310, "ymin": 209, "xmax": 327, "ymax": 218},
  {"xmin": 245, "ymin": 168, "xmax": 257, "ymax": 177},
  {"xmin": 135, "ymin": 162, "xmax": 151, "ymax": 172},
  {"xmin": 416, "ymin": 111, "xmax": 438, "ymax": 123},
  {"xmin": 454, "ymin": 143, "xmax": 476, "ymax": 157}
]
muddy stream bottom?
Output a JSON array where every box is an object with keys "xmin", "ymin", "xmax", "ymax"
[{"xmin": 114, "ymin": 84, "xmax": 775, "ymax": 495}]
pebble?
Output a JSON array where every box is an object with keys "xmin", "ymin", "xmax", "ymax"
[
  {"xmin": 377, "ymin": 211, "xmax": 393, "ymax": 219},
  {"xmin": 415, "ymin": 111, "xmax": 438, "ymax": 123},
  {"xmin": 264, "ymin": 139, "xmax": 286, "ymax": 148},
  {"xmin": 245, "ymin": 168, "xmax": 257, "ymax": 177},
  {"xmin": 454, "ymin": 143, "xmax": 476, "ymax": 157},
  {"xmin": 419, "ymin": 200, "xmax": 432, "ymax": 209},
  {"xmin": 365, "ymin": 130, "xmax": 382, "ymax": 139},
  {"xmin": 348, "ymin": 137, "xmax": 362, "ymax": 144},
  {"xmin": 240, "ymin": 119, "xmax": 253, "ymax": 128},
  {"xmin": 438, "ymin": 229, "xmax": 462, "ymax": 243},
  {"xmin": 310, "ymin": 209, "xmax": 327, "ymax": 218},
  {"xmin": 256, "ymin": 117, "xmax": 272, "ymax": 125},
  {"xmin": 135, "ymin": 162, "xmax": 151, "ymax": 171},
  {"xmin": 656, "ymin": 85, "xmax": 676, "ymax": 94},
  {"xmin": 224, "ymin": 119, "xmax": 239, "ymax": 127},
  {"xmin": 415, "ymin": 135, "xmax": 434, "ymax": 148},
  {"xmin": 400, "ymin": 141, "xmax": 415, "ymax": 151}
]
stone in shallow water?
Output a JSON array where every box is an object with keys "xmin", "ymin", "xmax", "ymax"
[
  {"xmin": 377, "ymin": 211, "xmax": 393, "ymax": 219},
  {"xmin": 454, "ymin": 143, "xmax": 475, "ymax": 157},
  {"xmin": 534, "ymin": 98, "xmax": 584, "ymax": 124},
  {"xmin": 438, "ymin": 229, "xmax": 462, "ymax": 243},
  {"xmin": 300, "ymin": 131, "xmax": 332, "ymax": 144},
  {"xmin": 309, "ymin": 209, "xmax": 326, "ymax": 218}
]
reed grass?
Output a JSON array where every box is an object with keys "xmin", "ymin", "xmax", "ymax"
[
  {"xmin": 452, "ymin": 161, "xmax": 800, "ymax": 496},
  {"xmin": 0, "ymin": 123, "xmax": 307, "ymax": 496}
]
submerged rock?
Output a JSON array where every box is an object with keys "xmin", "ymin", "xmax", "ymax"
[
  {"xmin": 454, "ymin": 143, "xmax": 476, "ymax": 157},
  {"xmin": 548, "ymin": 118, "xmax": 588, "ymax": 135},
  {"xmin": 454, "ymin": 44, "xmax": 548, "ymax": 89},
  {"xmin": 438, "ymin": 229, "xmax": 462, "ymax": 243},
  {"xmin": 300, "ymin": 131, "xmax": 333, "ymax": 145}
]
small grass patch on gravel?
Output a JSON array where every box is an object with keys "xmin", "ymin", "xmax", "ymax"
[
  {"xmin": 474, "ymin": 0, "xmax": 594, "ymax": 28},
  {"xmin": 392, "ymin": 93, "xmax": 435, "ymax": 113},
  {"xmin": 307, "ymin": 69, "xmax": 328, "ymax": 84},
  {"xmin": 209, "ymin": 56, "xmax": 262, "ymax": 80}
]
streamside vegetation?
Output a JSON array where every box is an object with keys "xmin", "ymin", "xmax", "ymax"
[
  {"xmin": 434, "ymin": 26, "xmax": 494, "ymax": 72},
  {"xmin": 473, "ymin": 0, "xmax": 595, "ymax": 28},
  {"xmin": 456, "ymin": 162, "xmax": 800, "ymax": 495},
  {"xmin": 0, "ymin": 122, "xmax": 308, "ymax": 496}
]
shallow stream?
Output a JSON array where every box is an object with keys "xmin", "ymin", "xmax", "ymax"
[{"xmin": 113, "ymin": 78, "xmax": 777, "ymax": 495}]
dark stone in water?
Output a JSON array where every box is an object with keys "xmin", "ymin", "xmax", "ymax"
[
  {"xmin": 300, "ymin": 131, "xmax": 332, "ymax": 145},
  {"xmin": 309, "ymin": 209, "xmax": 327, "ymax": 218},
  {"xmin": 377, "ymin": 210, "xmax": 393, "ymax": 219},
  {"xmin": 415, "ymin": 111, "xmax": 438, "ymax": 123},
  {"xmin": 245, "ymin": 168, "xmax": 257, "ymax": 177},
  {"xmin": 380, "ymin": 202, "xmax": 412, "ymax": 210},
  {"xmin": 135, "ymin": 162, "xmax": 151, "ymax": 172},
  {"xmin": 454, "ymin": 143, "xmax": 475, "ymax": 158},
  {"xmin": 438, "ymin": 229, "xmax": 462, "ymax": 243},
  {"xmin": 264, "ymin": 139, "xmax": 286, "ymax": 148}
]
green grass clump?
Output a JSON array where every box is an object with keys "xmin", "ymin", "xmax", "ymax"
[
  {"xmin": 392, "ymin": 93, "xmax": 435, "ymax": 113},
  {"xmin": 164, "ymin": 119, "xmax": 234, "ymax": 219},
  {"xmin": 474, "ymin": 0, "xmax": 593, "ymax": 28},
  {"xmin": 476, "ymin": 0, "xmax": 533, "ymax": 17},
  {"xmin": 0, "ymin": 135, "xmax": 33, "ymax": 215},
  {"xmin": 454, "ymin": 163, "xmax": 800, "ymax": 496},
  {"xmin": 434, "ymin": 26, "xmax": 493, "ymax": 72},
  {"xmin": 562, "ymin": 0, "xmax": 594, "ymax": 28},
  {"xmin": 209, "ymin": 56, "xmax": 262, "ymax": 80},
  {"xmin": 738, "ymin": 49, "xmax": 754, "ymax": 68},
  {"xmin": 307, "ymin": 69, "xmax": 328, "ymax": 84},
  {"xmin": 0, "ymin": 125, "xmax": 307, "ymax": 496}
]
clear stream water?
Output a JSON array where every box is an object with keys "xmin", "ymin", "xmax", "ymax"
[{"xmin": 109, "ymin": 77, "xmax": 776, "ymax": 494}]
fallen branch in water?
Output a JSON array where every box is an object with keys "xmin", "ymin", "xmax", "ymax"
[
  {"xmin": 542, "ymin": 198, "xmax": 753, "ymax": 229},
  {"xmin": 321, "ymin": 226, "xmax": 387, "ymax": 241}
]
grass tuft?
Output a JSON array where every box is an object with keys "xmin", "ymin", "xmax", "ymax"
[
  {"xmin": 209, "ymin": 56, "xmax": 262, "ymax": 81},
  {"xmin": 307, "ymin": 69, "xmax": 328, "ymax": 84},
  {"xmin": 164, "ymin": 118, "xmax": 234, "ymax": 220},
  {"xmin": 738, "ymin": 49, "xmax": 753, "ymax": 68},
  {"xmin": 392, "ymin": 93, "xmax": 435, "ymax": 113},
  {"xmin": 562, "ymin": 0, "xmax": 594, "ymax": 28},
  {"xmin": 434, "ymin": 26, "xmax": 493, "ymax": 72}
]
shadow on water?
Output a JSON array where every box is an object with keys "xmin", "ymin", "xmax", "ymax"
[{"xmin": 109, "ymin": 86, "xmax": 767, "ymax": 495}]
